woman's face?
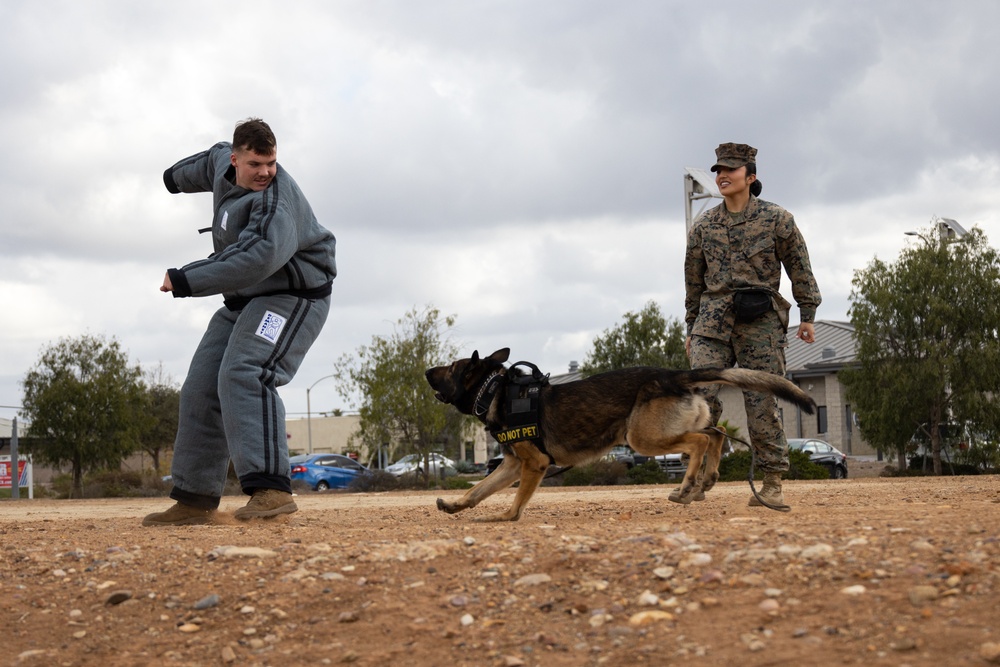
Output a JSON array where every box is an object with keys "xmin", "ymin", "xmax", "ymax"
[{"xmin": 715, "ymin": 166, "xmax": 756, "ymax": 198}]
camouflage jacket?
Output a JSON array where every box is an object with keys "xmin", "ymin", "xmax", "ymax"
[{"xmin": 684, "ymin": 197, "xmax": 821, "ymax": 340}]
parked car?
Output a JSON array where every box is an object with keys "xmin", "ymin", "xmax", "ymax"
[
  {"xmin": 788, "ymin": 438, "xmax": 848, "ymax": 478},
  {"xmin": 290, "ymin": 453, "xmax": 369, "ymax": 491},
  {"xmin": 631, "ymin": 451, "xmax": 688, "ymax": 478},
  {"xmin": 385, "ymin": 453, "xmax": 457, "ymax": 477}
]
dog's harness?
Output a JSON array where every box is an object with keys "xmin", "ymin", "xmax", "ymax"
[{"xmin": 475, "ymin": 362, "xmax": 555, "ymax": 464}]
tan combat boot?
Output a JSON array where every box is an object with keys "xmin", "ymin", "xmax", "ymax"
[
  {"xmin": 748, "ymin": 473, "xmax": 790, "ymax": 512},
  {"xmin": 142, "ymin": 502, "xmax": 218, "ymax": 527},
  {"xmin": 234, "ymin": 488, "xmax": 298, "ymax": 520}
]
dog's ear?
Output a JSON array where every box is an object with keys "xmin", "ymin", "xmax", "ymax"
[
  {"xmin": 488, "ymin": 348, "xmax": 511, "ymax": 363},
  {"xmin": 471, "ymin": 350, "xmax": 480, "ymax": 363}
]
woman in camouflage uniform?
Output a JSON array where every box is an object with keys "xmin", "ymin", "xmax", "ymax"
[{"xmin": 683, "ymin": 143, "xmax": 821, "ymax": 511}]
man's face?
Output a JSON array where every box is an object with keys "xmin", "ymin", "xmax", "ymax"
[{"xmin": 231, "ymin": 147, "xmax": 277, "ymax": 191}]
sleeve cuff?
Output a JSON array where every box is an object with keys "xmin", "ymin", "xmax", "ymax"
[
  {"xmin": 168, "ymin": 268, "xmax": 192, "ymax": 298},
  {"xmin": 799, "ymin": 307, "xmax": 817, "ymax": 323},
  {"xmin": 163, "ymin": 168, "xmax": 180, "ymax": 194}
]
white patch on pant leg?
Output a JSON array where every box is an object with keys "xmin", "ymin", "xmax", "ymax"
[{"xmin": 255, "ymin": 311, "xmax": 287, "ymax": 344}]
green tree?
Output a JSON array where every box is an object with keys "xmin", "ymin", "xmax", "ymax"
[
  {"xmin": 20, "ymin": 334, "xmax": 150, "ymax": 497},
  {"xmin": 333, "ymin": 306, "xmax": 473, "ymax": 483},
  {"xmin": 139, "ymin": 364, "xmax": 180, "ymax": 474},
  {"xmin": 580, "ymin": 301, "xmax": 687, "ymax": 376},
  {"xmin": 842, "ymin": 226, "xmax": 1000, "ymax": 473}
]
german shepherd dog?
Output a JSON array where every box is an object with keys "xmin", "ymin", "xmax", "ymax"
[{"xmin": 426, "ymin": 348, "xmax": 816, "ymax": 522}]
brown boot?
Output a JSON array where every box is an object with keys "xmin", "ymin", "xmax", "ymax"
[
  {"xmin": 142, "ymin": 502, "xmax": 218, "ymax": 527},
  {"xmin": 748, "ymin": 473, "xmax": 790, "ymax": 512},
  {"xmin": 234, "ymin": 489, "xmax": 298, "ymax": 521}
]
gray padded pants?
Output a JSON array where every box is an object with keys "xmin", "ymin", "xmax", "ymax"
[{"xmin": 169, "ymin": 294, "xmax": 330, "ymax": 509}]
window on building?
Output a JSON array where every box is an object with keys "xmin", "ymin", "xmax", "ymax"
[{"xmin": 817, "ymin": 406, "xmax": 828, "ymax": 434}]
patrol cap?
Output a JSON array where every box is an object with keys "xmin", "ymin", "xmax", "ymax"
[{"xmin": 711, "ymin": 142, "xmax": 758, "ymax": 172}]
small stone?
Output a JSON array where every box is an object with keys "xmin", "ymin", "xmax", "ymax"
[
  {"xmin": 758, "ymin": 599, "xmax": 780, "ymax": 613},
  {"xmin": 72, "ymin": 630, "xmax": 87, "ymax": 639},
  {"xmin": 178, "ymin": 623, "xmax": 201, "ymax": 633},
  {"xmin": 463, "ymin": 537, "xmax": 476, "ymax": 546},
  {"xmin": 105, "ymin": 590, "xmax": 132, "ymax": 606},
  {"xmin": 840, "ymin": 585, "xmax": 866, "ymax": 596},
  {"xmin": 679, "ymin": 552, "xmax": 712, "ymax": 568},
  {"xmin": 513, "ymin": 573, "xmax": 551, "ymax": 587},
  {"xmin": 207, "ymin": 546, "xmax": 279, "ymax": 560},
  {"xmin": 653, "ymin": 566, "xmax": 675, "ymax": 580},
  {"xmin": 800, "ymin": 544, "xmax": 834, "ymax": 559},
  {"xmin": 628, "ymin": 610, "xmax": 674, "ymax": 626},
  {"xmin": 980, "ymin": 642, "xmax": 1000, "ymax": 664},
  {"xmin": 503, "ymin": 657, "xmax": 526, "ymax": 667},
  {"xmin": 194, "ymin": 594, "xmax": 221, "ymax": 610},
  {"xmin": 908, "ymin": 586, "xmax": 939, "ymax": 605},
  {"xmin": 221, "ymin": 646, "xmax": 237, "ymax": 663},
  {"xmin": 637, "ymin": 590, "xmax": 660, "ymax": 606},
  {"xmin": 240, "ymin": 605, "xmax": 256, "ymax": 614},
  {"xmin": 338, "ymin": 611, "xmax": 359, "ymax": 623},
  {"xmin": 460, "ymin": 613, "xmax": 475, "ymax": 626}
]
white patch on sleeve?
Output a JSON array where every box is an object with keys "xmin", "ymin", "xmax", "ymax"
[
  {"xmin": 255, "ymin": 311, "xmax": 287, "ymax": 344},
  {"xmin": 221, "ymin": 210, "xmax": 229, "ymax": 231}
]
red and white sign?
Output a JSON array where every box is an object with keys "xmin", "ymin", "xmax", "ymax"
[{"xmin": 0, "ymin": 457, "xmax": 28, "ymax": 488}]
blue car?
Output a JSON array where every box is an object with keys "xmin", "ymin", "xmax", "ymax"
[{"xmin": 290, "ymin": 453, "xmax": 368, "ymax": 491}]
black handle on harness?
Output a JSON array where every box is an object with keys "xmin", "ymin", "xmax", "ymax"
[{"xmin": 507, "ymin": 361, "xmax": 549, "ymax": 385}]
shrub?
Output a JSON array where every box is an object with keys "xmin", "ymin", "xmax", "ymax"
[
  {"xmin": 906, "ymin": 455, "xmax": 981, "ymax": 476},
  {"xmin": 453, "ymin": 460, "xmax": 477, "ymax": 474},
  {"xmin": 561, "ymin": 460, "xmax": 628, "ymax": 486},
  {"xmin": 443, "ymin": 477, "xmax": 473, "ymax": 490},
  {"xmin": 626, "ymin": 461, "xmax": 672, "ymax": 485},
  {"xmin": 718, "ymin": 449, "xmax": 828, "ymax": 483}
]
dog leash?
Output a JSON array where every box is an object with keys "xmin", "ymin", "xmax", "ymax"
[{"xmin": 707, "ymin": 426, "xmax": 788, "ymax": 513}]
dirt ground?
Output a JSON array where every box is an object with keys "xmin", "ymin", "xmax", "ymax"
[{"xmin": 5, "ymin": 461, "xmax": 1000, "ymax": 667}]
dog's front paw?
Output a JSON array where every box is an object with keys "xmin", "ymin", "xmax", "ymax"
[{"xmin": 436, "ymin": 498, "xmax": 461, "ymax": 514}]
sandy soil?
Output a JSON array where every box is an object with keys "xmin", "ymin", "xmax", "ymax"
[{"xmin": 4, "ymin": 470, "xmax": 1000, "ymax": 667}]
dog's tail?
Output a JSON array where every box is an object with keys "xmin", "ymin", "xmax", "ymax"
[{"xmin": 684, "ymin": 368, "xmax": 816, "ymax": 414}]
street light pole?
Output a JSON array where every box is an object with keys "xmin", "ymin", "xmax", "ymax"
[{"xmin": 306, "ymin": 374, "xmax": 337, "ymax": 454}]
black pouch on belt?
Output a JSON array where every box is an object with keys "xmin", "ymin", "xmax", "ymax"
[{"xmin": 733, "ymin": 289, "xmax": 773, "ymax": 323}]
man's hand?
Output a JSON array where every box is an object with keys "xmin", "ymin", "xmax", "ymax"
[
  {"xmin": 796, "ymin": 322, "xmax": 816, "ymax": 344},
  {"xmin": 160, "ymin": 272, "xmax": 173, "ymax": 293}
]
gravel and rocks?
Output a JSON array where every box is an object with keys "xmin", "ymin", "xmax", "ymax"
[{"xmin": 3, "ymin": 474, "xmax": 1000, "ymax": 666}]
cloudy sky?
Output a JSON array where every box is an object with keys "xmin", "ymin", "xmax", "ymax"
[{"xmin": 2, "ymin": 0, "xmax": 998, "ymax": 422}]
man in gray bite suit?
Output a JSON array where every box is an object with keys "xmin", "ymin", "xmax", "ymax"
[{"xmin": 143, "ymin": 118, "xmax": 336, "ymax": 526}]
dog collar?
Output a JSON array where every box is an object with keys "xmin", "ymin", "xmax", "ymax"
[{"xmin": 473, "ymin": 371, "xmax": 505, "ymax": 418}]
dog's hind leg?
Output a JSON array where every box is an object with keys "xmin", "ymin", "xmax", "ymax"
[
  {"xmin": 437, "ymin": 455, "xmax": 521, "ymax": 515},
  {"xmin": 699, "ymin": 426, "xmax": 727, "ymax": 494},
  {"xmin": 472, "ymin": 442, "xmax": 550, "ymax": 522},
  {"xmin": 631, "ymin": 430, "xmax": 712, "ymax": 505}
]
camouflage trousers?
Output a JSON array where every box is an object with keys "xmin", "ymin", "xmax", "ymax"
[{"xmin": 689, "ymin": 314, "xmax": 789, "ymax": 474}]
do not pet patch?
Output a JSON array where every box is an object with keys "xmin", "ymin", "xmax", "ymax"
[{"xmin": 255, "ymin": 311, "xmax": 287, "ymax": 344}]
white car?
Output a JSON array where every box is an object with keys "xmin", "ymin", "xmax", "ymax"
[{"xmin": 385, "ymin": 453, "xmax": 457, "ymax": 477}]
